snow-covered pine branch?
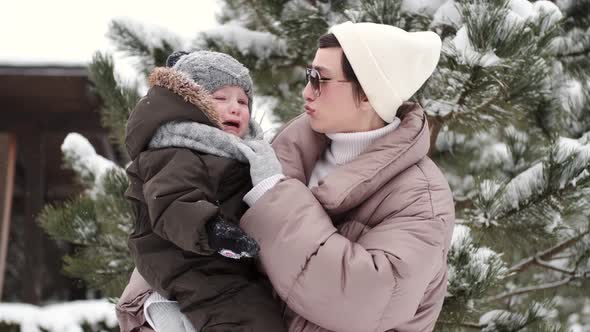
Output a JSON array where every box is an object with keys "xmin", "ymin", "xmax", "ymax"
[
  {"xmin": 61, "ymin": 133, "xmax": 125, "ymax": 198},
  {"xmin": 197, "ymin": 24, "xmax": 287, "ymax": 65},
  {"xmin": 444, "ymin": 225, "xmax": 508, "ymax": 319},
  {"xmin": 38, "ymin": 133, "xmax": 134, "ymax": 296},
  {"xmin": 467, "ymin": 136, "xmax": 590, "ymax": 231}
]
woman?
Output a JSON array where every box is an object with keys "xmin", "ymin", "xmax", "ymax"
[
  {"xmin": 119, "ymin": 21, "xmax": 455, "ymax": 332},
  {"xmin": 236, "ymin": 21, "xmax": 455, "ymax": 332}
]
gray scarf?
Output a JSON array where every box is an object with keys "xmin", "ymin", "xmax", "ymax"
[{"xmin": 148, "ymin": 120, "xmax": 264, "ymax": 162}]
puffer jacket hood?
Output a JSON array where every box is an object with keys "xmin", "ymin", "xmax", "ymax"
[{"xmin": 125, "ymin": 67, "xmax": 262, "ymax": 160}]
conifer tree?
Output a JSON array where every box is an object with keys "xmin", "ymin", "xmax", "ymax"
[{"xmin": 40, "ymin": 1, "xmax": 590, "ymax": 330}]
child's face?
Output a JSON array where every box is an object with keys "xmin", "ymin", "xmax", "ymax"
[{"xmin": 211, "ymin": 86, "xmax": 250, "ymax": 138}]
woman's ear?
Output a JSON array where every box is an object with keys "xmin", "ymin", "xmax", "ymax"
[{"xmin": 358, "ymin": 95, "xmax": 373, "ymax": 113}]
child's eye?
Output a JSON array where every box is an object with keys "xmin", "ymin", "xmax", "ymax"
[
  {"xmin": 238, "ymin": 100, "xmax": 247, "ymax": 105},
  {"xmin": 214, "ymin": 96, "xmax": 226, "ymax": 101}
]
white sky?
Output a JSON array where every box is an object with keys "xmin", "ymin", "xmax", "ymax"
[
  {"xmin": 0, "ymin": 0, "xmax": 221, "ymax": 65},
  {"xmin": 0, "ymin": 0, "xmax": 281, "ymax": 133}
]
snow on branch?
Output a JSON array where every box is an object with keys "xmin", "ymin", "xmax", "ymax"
[
  {"xmin": 447, "ymin": 225, "xmax": 508, "ymax": 298},
  {"xmin": 61, "ymin": 133, "xmax": 124, "ymax": 198},
  {"xmin": 478, "ymin": 302, "xmax": 558, "ymax": 331},
  {"xmin": 470, "ymin": 136, "xmax": 590, "ymax": 227},
  {"xmin": 200, "ymin": 24, "xmax": 287, "ymax": 60}
]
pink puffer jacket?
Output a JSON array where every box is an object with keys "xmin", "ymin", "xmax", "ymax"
[{"xmin": 240, "ymin": 102, "xmax": 455, "ymax": 332}]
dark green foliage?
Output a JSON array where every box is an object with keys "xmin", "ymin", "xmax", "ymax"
[
  {"xmin": 39, "ymin": 168, "xmax": 133, "ymax": 298},
  {"xmin": 107, "ymin": 19, "xmax": 181, "ymax": 75},
  {"xmin": 87, "ymin": 52, "xmax": 139, "ymax": 160}
]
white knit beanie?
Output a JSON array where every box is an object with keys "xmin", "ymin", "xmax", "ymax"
[{"xmin": 329, "ymin": 21, "xmax": 442, "ymax": 123}]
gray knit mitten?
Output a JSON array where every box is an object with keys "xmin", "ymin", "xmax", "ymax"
[{"xmin": 237, "ymin": 140, "xmax": 283, "ymax": 186}]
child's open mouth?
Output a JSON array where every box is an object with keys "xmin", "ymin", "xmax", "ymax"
[{"xmin": 222, "ymin": 120, "xmax": 241, "ymax": 135}]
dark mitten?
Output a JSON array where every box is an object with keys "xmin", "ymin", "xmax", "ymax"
[{"xmin": 205, "ymin": 216, "xmax": 259, "ymax": 259}]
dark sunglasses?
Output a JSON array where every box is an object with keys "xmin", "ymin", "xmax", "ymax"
[{"xmin": 305, "ymin": 67, "xmax": 350, "ymax": 98}]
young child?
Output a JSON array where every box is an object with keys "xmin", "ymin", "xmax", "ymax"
[{"xmin": 121, "ymin": 51, "xmax": 285, "ymax": 331}]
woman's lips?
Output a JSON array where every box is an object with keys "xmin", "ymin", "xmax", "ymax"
[{"xmin": 304, "ymin": 105, "xmax": 316, "ymax": 115}]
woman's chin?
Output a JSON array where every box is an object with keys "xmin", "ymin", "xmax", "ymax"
[
  {"xmin": 309, "ymin": 121, "xmax": 325, "ymax": 134},
  {"xmin": 308, "ymin": 116, "xmax": 325, "ymax": 133},
  {"xmin": 310, "ymin": 120, "xmax": 338, "ymax": 134}
]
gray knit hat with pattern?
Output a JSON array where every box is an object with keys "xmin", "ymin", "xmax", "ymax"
[{"xmin": 166, "ymin": 50, "xmax": 253, "ymax": 112}]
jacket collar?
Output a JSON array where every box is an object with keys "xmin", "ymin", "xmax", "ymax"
[{"xmin": 272, "ymin": 102, "xmax": 430, "ymax": 215}]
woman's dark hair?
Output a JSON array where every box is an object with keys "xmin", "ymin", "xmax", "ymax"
[{"xmin": 318, "ymin": 33, "xmax": 366, "ymax": 104}]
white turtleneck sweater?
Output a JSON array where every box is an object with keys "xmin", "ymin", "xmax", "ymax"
[{"xmin": 243, "ymin": 117, "xmax": 401, "ymax": 206}]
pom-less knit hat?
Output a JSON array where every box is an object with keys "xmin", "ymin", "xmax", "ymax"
[
  {"xmin": 329, "ymin": 21, "xmax": 442, "ymax": 123},
  {"xmin": 166, "ymin": 50, "xmax": 254, "ymax": 113}
]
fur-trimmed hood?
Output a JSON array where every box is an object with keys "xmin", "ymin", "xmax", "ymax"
[{"xmin": 125, "ymin": 67, "xmax": 260, "ymax": 160}]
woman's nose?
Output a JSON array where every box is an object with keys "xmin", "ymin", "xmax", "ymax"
[{"xmin": 302, "ymin": 81, "xmax": 315, "ymax": 101}]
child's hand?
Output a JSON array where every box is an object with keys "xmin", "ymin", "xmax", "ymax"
[{"xmin": 205, "ymin": 216, "xmax": 259, "ymax": 259}]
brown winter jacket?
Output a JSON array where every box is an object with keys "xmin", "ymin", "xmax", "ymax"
[
  {"xmin": 120, "ymin": 67, "xmax": 284, "ymax": 331},
  {"xmin": 241, "ymin": 102, "xmax": 455, "ymax": 332}
]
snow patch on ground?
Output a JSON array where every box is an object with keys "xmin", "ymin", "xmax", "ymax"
[{"xmin": 0, "ymin": 300, "xmax": 117, "ymax": 332}]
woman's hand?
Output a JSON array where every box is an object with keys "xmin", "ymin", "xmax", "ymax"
[{"xmin": 237, "ymin": 139, "xmax": 283, "ymax": 186}]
